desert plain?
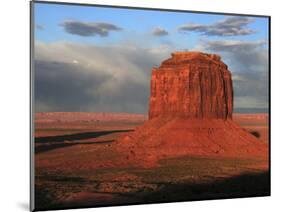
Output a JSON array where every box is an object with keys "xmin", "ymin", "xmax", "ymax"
[{"xmin": 34, "ymin": 112, "xmax": 269, "ymax": 210}]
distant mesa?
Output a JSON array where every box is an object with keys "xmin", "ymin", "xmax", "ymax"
[{"xmin": 117, "ymin": 51, "xmax": 268, "ymax": 167}]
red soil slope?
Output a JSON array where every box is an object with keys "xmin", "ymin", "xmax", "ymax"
[{"xmin": 117, "ymin": 117, "xmax": 267, "ymax": 164}]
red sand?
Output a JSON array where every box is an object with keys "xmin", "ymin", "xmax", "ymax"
[{"xmin": 116, "ymin": 117, "xmax": 268, "ymax": 167}]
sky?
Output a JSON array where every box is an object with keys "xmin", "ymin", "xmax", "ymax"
[{"xmin": 33, "ymin": 2, "xmax": 269, "ymax": 114}]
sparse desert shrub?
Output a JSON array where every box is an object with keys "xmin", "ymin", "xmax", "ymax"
[{"xmin": 250, "ymin": 131, "xmax": 261, "ymax": 138}]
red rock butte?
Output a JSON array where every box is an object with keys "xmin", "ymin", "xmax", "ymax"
[
  {"xmin": 117, "ymin": 51, "xmax": 268, "ymax": 166},
  {"xmin": 149, "ymin": 51, "xmax": 233, "ymax": 120}
]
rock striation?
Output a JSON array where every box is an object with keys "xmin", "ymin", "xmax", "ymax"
[{"xmin": 149, "ymin": 52, "xmax": 233, "ymax": 120}]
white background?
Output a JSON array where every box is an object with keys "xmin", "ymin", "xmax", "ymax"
[{"xmin": 0, "ymin": 0, "xmax": 280, "ymax": 211}]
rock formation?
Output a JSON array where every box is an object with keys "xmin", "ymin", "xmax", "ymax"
[
  {"xmin": 116, "ymin": 51, "xmax": 268, "ymax": 167},
  {"xmin": 149, "ymin": 52, "xmax": 233, "ymax": 120}
]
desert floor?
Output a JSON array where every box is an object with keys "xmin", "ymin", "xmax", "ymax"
[{"xmin": 34, "ymin": 112, "xmax": 269, "ymax": 210}]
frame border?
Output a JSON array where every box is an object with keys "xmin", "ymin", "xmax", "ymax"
[
  {"xmin": 30, "ymin": 0, "xmax": 271, "ymax": 211},
  {"xmin": 30, "ymin": 1, "xmax": 35, "ymax": 211}
]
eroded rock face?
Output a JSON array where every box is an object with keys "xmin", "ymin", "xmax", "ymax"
[
  {"xmin": 149, "ymin": 52, "xmax": 233, "ymax": 120},
  {"xmin": 116, "ymin": 51, "xmax": 267, "ymax": 167}
]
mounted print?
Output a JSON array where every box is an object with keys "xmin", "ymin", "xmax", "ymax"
[{"xmin": 30, "ymin": 1, "xmax": 270, "ymax": 211}]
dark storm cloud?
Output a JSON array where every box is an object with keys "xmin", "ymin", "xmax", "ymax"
[
  {"xmin": 60, "ymin": 20, "xmax": 122, "ymax": 37},
  {"xmin": 34, "ymin": 60, "xmax": 110, "ymax": 111},
  {"xmin": 34, "ymin": 59, "xmax": 151, "ymax": 113},
  {"xmin": 152, "ymin": 27, "xmax": 168, "ymax": 36},
  {"xmin": 178, "ymin": 17, "xmax": 255, "ymax": 36},
  {"xmin": 34, "ymin": 42, "xmax": 170, "ymax": 113},
  {"xmin": 199, "ymin": 39, "xmax": 269, "ymax": 109}
]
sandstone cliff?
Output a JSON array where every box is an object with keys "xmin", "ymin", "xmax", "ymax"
[{"xmin": 149, "ymin": 52, "xmax": 233, "ymax": 120}]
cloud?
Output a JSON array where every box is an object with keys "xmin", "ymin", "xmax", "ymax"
[
  {"xmin": 34, "ymin": 38, "xmax": 269, "ymax": 112},
  {"xmin": 35, "ymin": 60, "xmax": 110, "ymax": 112},
  {"xmin": 235, "ymin": 96, "xmax": 268, "ymax": 109},
  {"xmin": 178, "ymin": 16, "xmax": 255, "ymax": 36},
  {"xmin": 60, "ymin": 20, "xmax": 122, "ymax": 37},
  {"xmin": 36, "ymin": 24, "xmax": 44, "ymax": 30},
  {"xmin": 34, "ymin": 41, "xmax": 171, "ymax": 113},
  {"xmin": 152, "ymin": 27, "xmax": 168, "ymax": 36},
  {"xmin": 194, "ymin": 39, "xmax": 269, "ymax": 109},
  {"xmin": 201, "ymin": 39, "xmax": 267, "ymax": 51},
  {"xmin": 200, "ymin": 39, "xmax": 268, "ymax": 73}
]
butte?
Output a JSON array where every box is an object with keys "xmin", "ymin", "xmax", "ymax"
[{"xmin": 116, "ymin": 51, "xmax": 268, "ymax": 166}]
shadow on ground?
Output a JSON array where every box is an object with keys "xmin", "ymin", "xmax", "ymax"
[
  {"xmin": 35, "ymin": 129, "xmax": 133, "ymax": 143},
  {"xmin": 35, "ymin": 171, "xmax": 270, "ymax": 211},
  {"xmin": 35, "ymin": 140, "xmax": 114, "ymax": 154},
  {"xmin": 35, "ymin": 129, "xmax": 133, "ymax": 154},
  {"xmin": 140, "ymin": 171, "xmax": 270, "ymax": 203}
]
